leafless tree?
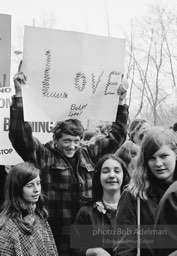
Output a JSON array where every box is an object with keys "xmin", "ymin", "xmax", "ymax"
[{"xmin": 124, "ymin": 1, "xmax": 177, "ymax": 126}]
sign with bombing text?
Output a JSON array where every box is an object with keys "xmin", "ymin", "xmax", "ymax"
[
  {"xmin": 0, "ymin": 14, "xmax": 55, "ymax": 165},
  {"xmin": 0, "ymin": 13, "xmax": 17, "ymax": 165},
  {"xmin": 22, "ymin": 26, "xmax": 125, "ymax": 122}
]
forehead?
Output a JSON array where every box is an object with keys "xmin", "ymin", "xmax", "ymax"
[
  {"xmin": 25, "ymin": 175, "xmax": 40, "ymax": 184},
  {"xmin": 60, "ymin": 133, "xmax": 81, "ymax": 140},
  {"xmin": 102, "ymin": 159, "xmax": 121, "ymax": 168},
  {"xmin": 152, "ymin": 145, "xmax": 175, "ymax": 155}
]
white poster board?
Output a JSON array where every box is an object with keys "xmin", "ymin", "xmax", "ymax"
[{"xmin": 22, "ymin": 26, "xmax": 125, "ymax": 122}]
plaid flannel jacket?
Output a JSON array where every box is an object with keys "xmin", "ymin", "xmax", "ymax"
[
  {"xmin": 0, "ymin": 216, "xmax": 58, "ymax": 256},
  {"xmin": 9, "ymin": 96, "xmax": 128, "ymax": 256}
]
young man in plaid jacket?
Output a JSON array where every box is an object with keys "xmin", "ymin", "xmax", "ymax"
[{"xmin": 9, "ymin": 71, "xmax": 129, "ymax": 256}]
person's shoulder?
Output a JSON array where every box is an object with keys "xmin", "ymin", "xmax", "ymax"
[
  {"xmin": 121, "ymin": 187, "xmax": 134, "ymax": 198},
  {"xmin": 76, "ymin": 201, "xmax": 96, "ymax": 218},
  {"xmin": 167, "ymin": 181, "xmax": 177, "ymax": 194},
  {"xmin": 80, "ymin": 199, "xmax": 94, "ymax": 210},
  {"xmin": 0, "ymin": 218, "xmax": 18, "ymax": 235},
  {"xmin": 161, "ymin": 181, "xmax": 177, "ymax": 202},
  {"xmin": 119, "ymin": 188, "xmax": 136, "ymax": 204}
]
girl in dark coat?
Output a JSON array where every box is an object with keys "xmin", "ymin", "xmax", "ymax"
[
  {"xmin": 71, "ymin": 154, "xmax": 130, "ymax": 256},
  {"xmin": 114, "ymin": 126, "xmax": 177, "ymax": 256},
  {"xmin": 154, "ymin": 180, "xmax": 177, "ymax": 256}
]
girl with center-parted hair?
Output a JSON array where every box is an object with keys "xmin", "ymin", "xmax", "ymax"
[
  {"xmin": 114, "ymin": 126, "xmax": 177, "ymax": 256},
  {"xmin": 71, "ymin": 154, "xmax": 130, "ymax": 256},
  {"xmin": 0, "ymin": 162, "xmax": 58, "ymax": 256}
]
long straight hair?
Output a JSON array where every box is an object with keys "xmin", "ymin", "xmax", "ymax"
[
  {"xmin": 0, "ymin": 162, "xmax": 48, "ymax": 234},
  {"xmin": 128, "ymin": 126, "xmax": 177, "ymax": 200}
]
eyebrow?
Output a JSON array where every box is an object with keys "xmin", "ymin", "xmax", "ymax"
[{"xmin": 102, "ymin": 166, "xmax": 120, "ymax": 169}]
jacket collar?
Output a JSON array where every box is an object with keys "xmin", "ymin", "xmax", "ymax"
[{"xmin": 45, "ymin": 140, "xmax": 94, "ymax": 172}]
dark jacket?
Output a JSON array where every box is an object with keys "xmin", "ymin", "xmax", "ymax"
[
  {"xmin": 154, "ymin": 181, "xmax": 177, "ymax": 256},
  {"xmin": 114, "ymin": 179, "xmax": 172, "ymax": 256},
  {"xmin": 9, "ymin": 96, "xmax": 128, "ymax": 256},
  {"xmin": 71, "ymin": 201, "xmax": 117, "ymax": 256}
]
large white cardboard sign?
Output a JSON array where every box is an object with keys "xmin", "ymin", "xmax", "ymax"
[{"xmin": 22, "ymin": 26, "xmax": 125, "ymax": 122}]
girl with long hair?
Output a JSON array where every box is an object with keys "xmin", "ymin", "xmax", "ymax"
[
  {"xmin": 114, "ymin": 126, "xmax": 177, "ymax": 256},
  {"xmin": 0, "ymin": 162, "xmax": 58, "ymax": 256}
]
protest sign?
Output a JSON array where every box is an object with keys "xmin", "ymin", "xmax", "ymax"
[
  {"xmin": 0, "ymin": 13, "xmax": 18, "ymax": 165},
  {"xmin": 0, "ymin": 15, "xmax": 55, "ymax": 165},
  {"xmin": 22, "ymin": 26, "xmax": 125, "ymax": 122}
]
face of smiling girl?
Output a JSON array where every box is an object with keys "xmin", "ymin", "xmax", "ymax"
[
  {"xmin": 100, "ymin": 159, "xmax": 124, "ymax": 194},
  {"xmin": 23, "ymin": 175, "xmax": 41, "ymax": 204}
]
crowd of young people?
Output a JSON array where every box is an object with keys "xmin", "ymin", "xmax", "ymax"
[{"xmin": 0, "ymin": 67, "xmax": 177, "ymax": 256}]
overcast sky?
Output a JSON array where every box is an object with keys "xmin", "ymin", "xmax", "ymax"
[
  {"xmin": 0, "ymin": 0, "xmax": 157, "ymax": 42},
  {"xmin": 2, "ymin": 0, "xmax": 176, "ymax": 45},
  {"xmin": 1, "ymin": 0, "xmax": 176, "ymax": 73}
]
